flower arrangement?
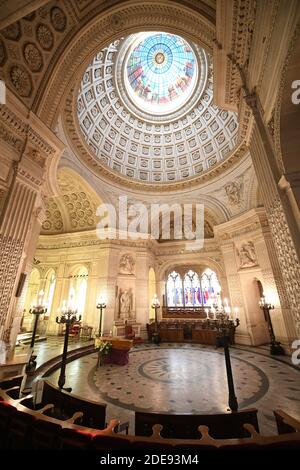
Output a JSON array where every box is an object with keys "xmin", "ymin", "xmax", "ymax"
[{"xmin": 95, "ymin": 338, "xmax": 112, "ymax": 359}]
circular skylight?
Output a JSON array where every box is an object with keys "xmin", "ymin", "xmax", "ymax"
[
  {"xmin": 76, "ymin": 34, "xmax": 239, "ymax": 184},
  {"xmin": 125, "ymin": 32, "xmax": 198, "ymax": 115}
]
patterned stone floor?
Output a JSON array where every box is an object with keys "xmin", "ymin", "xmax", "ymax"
[
  {"xmin": 16, "ymin": 336, "xmax": 93, "ymax": 369},
  {"xmin": 47, "ymin": 342, "xmax": 300, "ymax": 435}
]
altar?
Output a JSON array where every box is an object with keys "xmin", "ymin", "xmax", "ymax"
[{"xmin": 96, "ymin": 336, "xmax": 133, "ymax": 366}]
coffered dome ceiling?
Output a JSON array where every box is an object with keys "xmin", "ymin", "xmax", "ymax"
[{"xmin": 76, "ymin": 32, "xmax": 239, "ymax": 185}]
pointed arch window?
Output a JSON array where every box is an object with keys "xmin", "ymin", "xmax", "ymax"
[
  {"xmin": 165, "ymin": 268, "xmax": 221, "ymax": 307},
  {"xmin": 184, "ymin": 270, "xmax": 201, "ymax": 306},
  {"xmin": 200, "ymin": 268, "xmax": 221, "ymax": 306},
  {"xmin": 166, "ymin": 271, "xmax": 183, "ymax": 306}
]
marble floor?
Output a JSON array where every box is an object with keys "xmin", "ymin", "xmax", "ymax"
[
  {"xmin": 16, "ymin": 336, "xmax": 93, "ymax": 369},
  {"xmin": 46, "ymin": 342, "xmax": 300, "ymax": 435}
]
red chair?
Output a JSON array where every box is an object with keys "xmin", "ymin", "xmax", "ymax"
[
  {"xmin": 124, "ymin": 321, "xmax": 135, "ymax": 340},
  {"xmin": 69, "ymin": 322, "xmax": 81, "ymax": 341}
]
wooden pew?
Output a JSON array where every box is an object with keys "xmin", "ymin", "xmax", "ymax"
[
  {"xmin": 32, "ymin": 380, "xmax": 107, "ymax": 430},
  {"xmin": 135, "ymin": 408, "xmax": 260, "ymax": 439},
  {"xmin": 1, "ymin": 389, "xmax": 300, "ymax": 450}
]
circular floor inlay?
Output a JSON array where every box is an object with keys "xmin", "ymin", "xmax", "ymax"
[{"xmin": 91, "ymin": 347, "xmax": 269, "ymax": 413}]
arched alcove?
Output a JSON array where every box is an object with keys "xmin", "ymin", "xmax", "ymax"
[
  {"xmin": 68, "ymin": 265, "xmax": 89, "ymax": 320},
  {"xmin": 148, "ymin": 267, "xmax": 156, "ymax": 320},
  {"xmin": 22, "ymin": 269, "xmax": 41, "ymax": 332}
]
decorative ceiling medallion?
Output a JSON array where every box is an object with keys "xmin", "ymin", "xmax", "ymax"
[
  {"xmin": 36, "ymin": 23, "xmax": 54, "ymax": 51},
  {"xmin": 23, "ymin": 43, "xmax": 43, "ymax": 72},
  {"xmin": 50, "ymin": 7, "xmax": 67, "ymax": 32},
  {"xmin": 108, "ymin": 13, "xmax": 125, "ymax": 32},
  {"xmin": 9, "ymin": 65, "xmax": 32, "ymax": 97}
]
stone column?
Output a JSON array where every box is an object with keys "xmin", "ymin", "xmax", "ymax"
[
  {"xmin": 135, "ymin": 251, "xmax": 149, "ymax": 330},
  {"xmin": 0, "ymin": 168, "xmax": 38, "ymax": 344},
  {"xmin": 9, "ymin": 204, "xmax": 46, "ymax": 344},
  {"xmin": 0, "ymin": 92, "xmax": 65, "ymax": 347},
  {"xmin": 218, "ymin": 240, "xmax": 253, "ymax": 345},
  {"xmin": 247, "ymin": 102, "xmax": 300, "ymax": 337}
]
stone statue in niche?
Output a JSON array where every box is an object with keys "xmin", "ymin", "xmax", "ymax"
[
  {"xmin": 238, "ymin": 242, "xmax": 257, "ymax": 268},
  {"xmin": 224, "ymin": 179, "xmax": 243, "ymax": 206},
  {"xmin": 119, "ymin": 288, "xmax": 134, "ymax": 319},
  {"xmin": 119, "ymin": 254, "xmax": 135, "ymax": 274}
]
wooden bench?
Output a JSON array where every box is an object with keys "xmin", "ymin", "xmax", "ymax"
[
  {"xmin": 26, "ymin": 380, "xmax": 107, "ymax": 430},
  {"xmin": 135, "ymin": 408, "xmax": 260, "ymax": 439},
  {"xmin": 1, "ymin": 388, "xmax": 300, "ymax": 450}
]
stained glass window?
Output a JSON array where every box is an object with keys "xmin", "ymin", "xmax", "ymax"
[
  {"xmin": 125, "ymin": 32, "xmax": 197, "ymax": 114},
  {"xmin": 166, "ymin": 268, "xmax": 221, "ymax": 307},
  {"xmin": 184, "ymin": 270, "xmax": 201, "ymax": 306},
  {"xmin": 201, "ymin": 269, "xmax": 221, "ymax": 306},
  {"xmin": 167, "ymin": 271, "xmax": 183, "ymax": 306}
]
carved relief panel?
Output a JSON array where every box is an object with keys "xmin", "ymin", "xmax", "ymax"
[{"xmin": 236, "ymin": 241, "xmax": 258, "ymax": 269}]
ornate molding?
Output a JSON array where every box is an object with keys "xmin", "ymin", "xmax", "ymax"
[
  {"xmin": 214, "ymin": 0, "xmax": 256, "ymax": 110},
  {"xmin": 273, "ymin": 22, "xmax": 300, "ymax": 173},
  {"xmin": 35, "ymin": 1, "xmax": 215, "ymax": 127}
]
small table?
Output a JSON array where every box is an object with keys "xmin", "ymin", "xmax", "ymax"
[{"xmin": 96, "ymin": 337, "xmax": 133, "ymax": 366}]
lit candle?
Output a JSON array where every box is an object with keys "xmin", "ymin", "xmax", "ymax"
[
  {"xmin": 68, "ymin": 287, "xmax": 75, "ymax": 310},
  {"xmin": 37, "ymin": 290, "xmax": 44, "ymax": 307},
  {"xmin": 234, "ymin": 307, "xmax": 239, "ymax": 320},
  {"xmin": 211, "ymin": 306, "xmax": 216, "ymax": 319},
  {"xmin": 225, "ymin": 305, "xmax": 232, "ymax": 319}
]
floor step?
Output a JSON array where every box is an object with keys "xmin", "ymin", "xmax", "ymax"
[{"xmin": 17, "ymin": 336, "xmax": 47, "ymax": 345}]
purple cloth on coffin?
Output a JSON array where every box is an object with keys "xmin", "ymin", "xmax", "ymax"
[{"xmin": 103, "ymin": 348, "xmax": 129, "ymax": 365}]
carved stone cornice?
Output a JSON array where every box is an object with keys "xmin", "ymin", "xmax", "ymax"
[
  {"xmin": 0, "ymin": 90, "xmax": 65, "ymax": 196},
  {"xmin": 0, "ymin": 121, "xmax": 24, "ymax": 154},
  {"xmin": 214, "ymin": 207, "xmax": 269, "ymax": 242},
  {"xmin": 36, "ymin": 228, "xmax": 219, "ymax": 255},
  {"xmin": 214, "ymin": 0, "xmax": 256, "ymax": 111}
]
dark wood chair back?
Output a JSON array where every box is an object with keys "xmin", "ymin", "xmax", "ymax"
[
  {"xmin": 41, "ymin": 380, "xmax": 106, "ymax": 429},
  {"xmin": 135, "ymin": 408, "xmax": 259, "ymax": 439}
]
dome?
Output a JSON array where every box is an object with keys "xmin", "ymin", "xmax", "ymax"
[
  {"xmin": 77, "ymin": 33, "xmax": 239, "ymax": 184},
  {"xmin": 124, "ymin": 32, "xmax": 198, "ymax": 116}
]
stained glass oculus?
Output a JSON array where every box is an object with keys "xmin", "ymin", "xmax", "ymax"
[{"xmin": 125, "ymin": 32, "xmax": 198, "ymax": 115}]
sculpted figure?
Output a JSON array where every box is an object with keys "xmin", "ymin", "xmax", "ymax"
[
  {"xmin": 119, "ymin": 254, "xmax": 134, "ymax": 274},
  {"xmin": 238, "ymin": 242, "xmax": 257, "ymax": 268},
  {"xmin": 224, "ymin": 181, "xmax": 242, "ymax": 206},
  {"xmin": 119, "ymin": 289, "xmax": 133, "ymax": 319}
]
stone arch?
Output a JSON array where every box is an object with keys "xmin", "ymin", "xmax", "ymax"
[
  {"xmin": 41, "ymin": 166, "xmax": 106, "ymax": 234},
  {"xmin": 157, "ymin": 257, "xmax": 224, "ymax": 283},
  {"xmin": 22, "ymin": 268, "xmax": 41, "ymax": 332}
]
